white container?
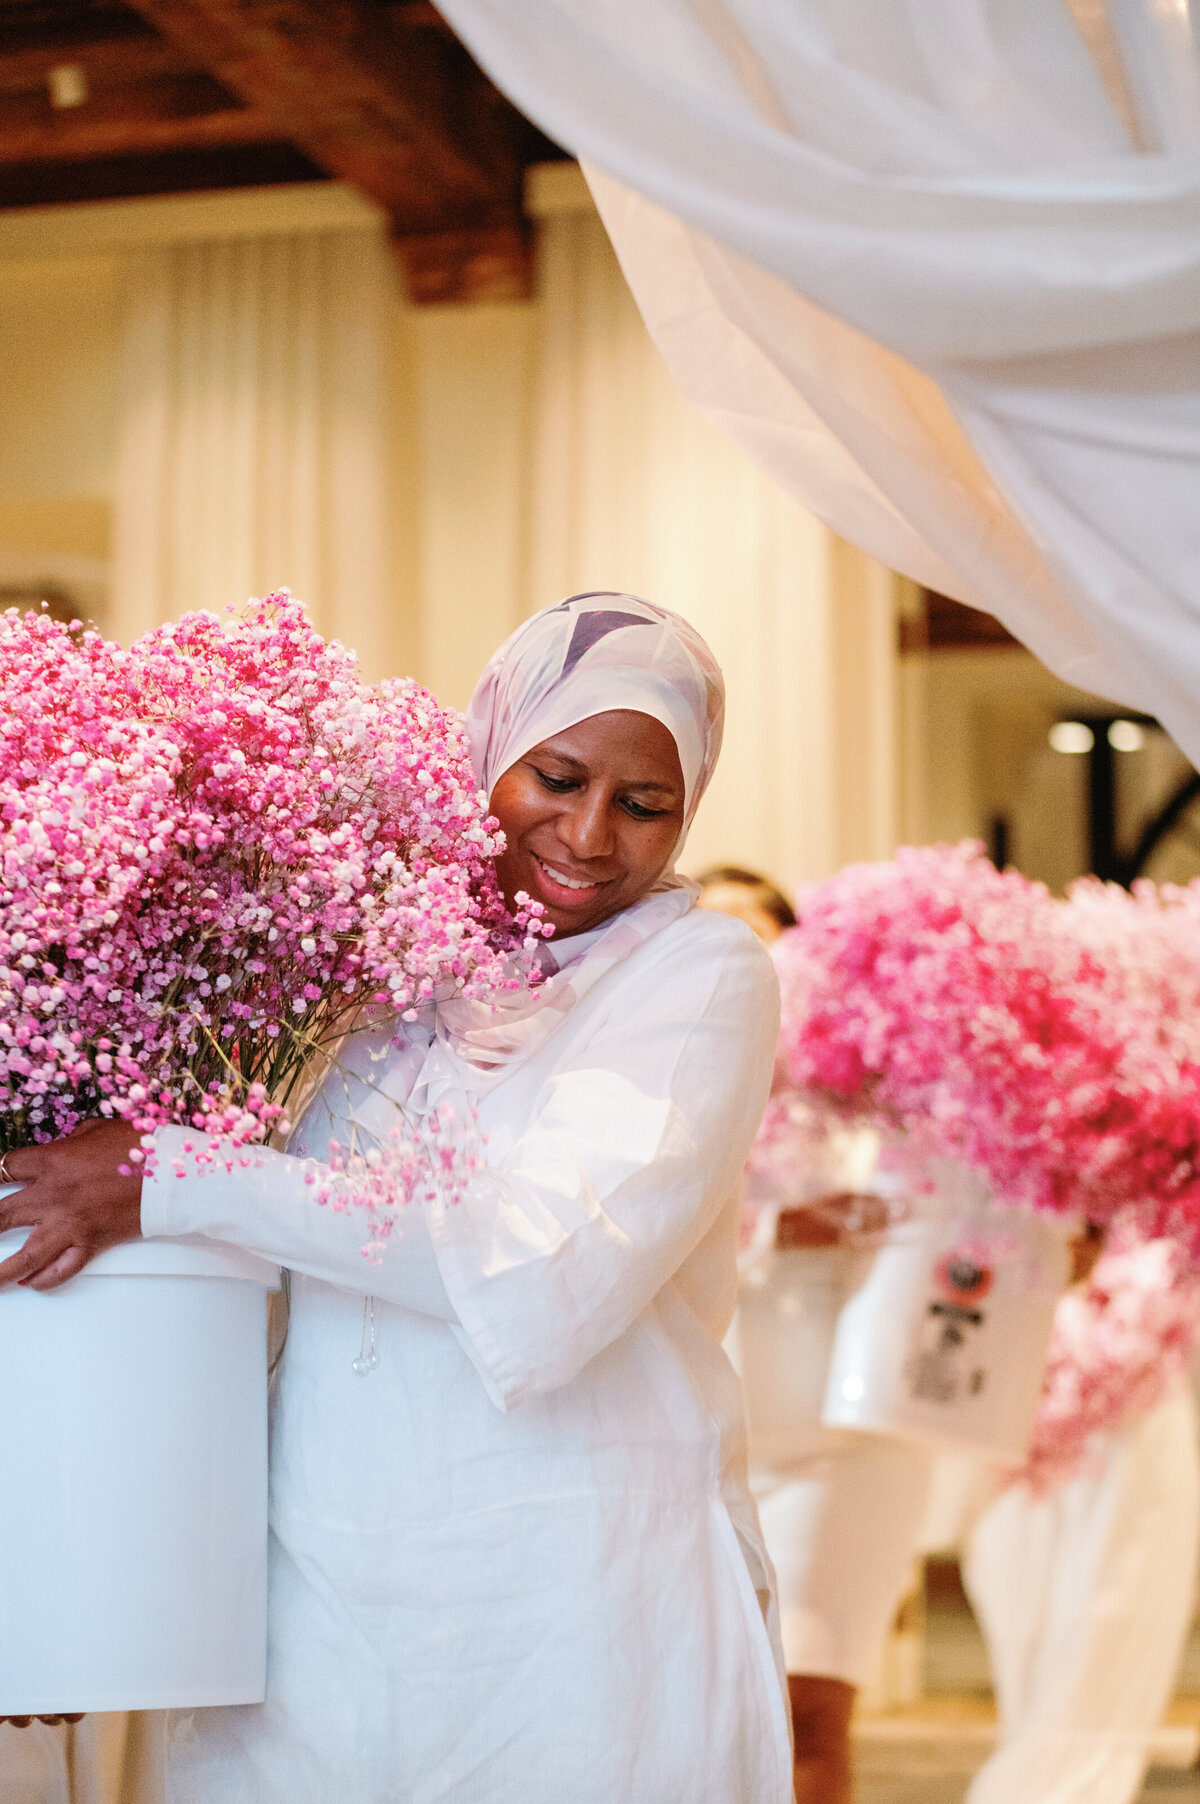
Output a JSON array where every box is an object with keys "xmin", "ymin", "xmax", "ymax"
[
  {"xmin": 0, "ymin": 1207, "xmax": 279, "ymax": 1715},
  {"xmin": 821, "ymin": 1160, "xmax": 1070, "ymax": 1461}
]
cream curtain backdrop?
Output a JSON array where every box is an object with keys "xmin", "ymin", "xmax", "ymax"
[
  {"xmin": 111, "ymin": 223, "xmax": 397, "ymax": 679},
  {"xmin": 437, "ymin": 0, "xmax": 1200, "ymax": 767},
  {"xmin": 103, "ymin": 174, "xmax": 901, "ymax": 891}
]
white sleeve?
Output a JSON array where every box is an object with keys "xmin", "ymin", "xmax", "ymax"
[
  {"xmin": 428, "ymin": 923, "xmax": 779, "ymax": 1410},
  {"xmin": 140, "ymin": 1132, "xmax": 457, "ymax": 1319},
  {"xmin": 142, "ymin": 920, "xmax": 778, "ymax": 1396}
]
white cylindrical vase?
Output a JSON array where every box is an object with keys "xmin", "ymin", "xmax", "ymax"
[
  {"xmin": 0, "ymin": 1209, "xmax": 279, "ymax": 1715},
  {"xmin": 821, "ymin": 1159, "xmax": 1069, "ymax": 1462}
]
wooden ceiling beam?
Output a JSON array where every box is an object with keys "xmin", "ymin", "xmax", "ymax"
[
  {"xmin": 0, "ymin": 140, "xmax": 324, "ymax": 210},
  {"xmin": 120, "ymin": 0, "xmax": 522, "ymax": 229},
  {"xmin": 392, "ymin": 221, "xmax": 532, "ymax": 305},
  {"xmin": 0, "ymin": 4, "xmax": 154, "ymax": 61},
  {"xmin": 0, "ymin": 99, "xmax": 278, "ymax": 167},
  {"xmin": 0, "ymin": 32, "xmax": 186, "ymax": 94}
]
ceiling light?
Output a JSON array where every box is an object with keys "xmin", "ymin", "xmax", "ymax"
[
  {"xmin": 1107, "ymin": 719, "xmax": 1146, "ymax": 752},
  {"xmin": 48, "ymin": 65, "xmax": 88, "ymax": 110},
  {"xmin": 1049, "ymin": 721, "xmax": 1094, "ymax": 755}
]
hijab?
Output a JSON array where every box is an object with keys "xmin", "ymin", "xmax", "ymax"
[
  {"xmin": 434, "ymin": 593, "xmax": 726, "ymax": 1083},
  {"xmin": 465, "ymin": 592, "xmax": 723, "ymax": 863}
]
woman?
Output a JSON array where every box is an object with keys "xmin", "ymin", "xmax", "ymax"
[
  {"xmin": 0, "ymin": 596, "xmax": 791, "ymax": 1804},
  {"xmin": 700, "ymin": 869, "xmax": 932, "ymax": 1804}
]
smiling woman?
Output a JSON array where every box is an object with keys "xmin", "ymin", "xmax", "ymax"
[{"xmin": 0, "ymin": 593, "xmax": 790, "ymax": 1804}]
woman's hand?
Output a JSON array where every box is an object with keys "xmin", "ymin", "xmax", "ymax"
[
  {"xmin": 0, "ymin": 1120, "xmax": 144, "ymax": 1291},
  {"xmin": 775, "ymin": 1192, "xmax": 891, "ymax": 1250}
]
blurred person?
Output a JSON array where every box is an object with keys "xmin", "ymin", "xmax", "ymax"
[
  {"xmin": 963, "ymin": 1230, "xmax": 1200, "ymax": 1804},
  {"xmin": 699, "ymin": 870, "xmax": 934, "ymax": 1804},
  {"xmin": 696, "ymin": 865, "xmax": 796, "ymax": 941}
]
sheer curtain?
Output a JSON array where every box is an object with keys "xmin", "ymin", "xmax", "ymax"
[
  {"xmin": 438, "ymin": 0, "xmax": 1200, "ymax": 762},
  {"xmin": 111, "ymin": 226, "xmax": 396, "ymax": 677}
]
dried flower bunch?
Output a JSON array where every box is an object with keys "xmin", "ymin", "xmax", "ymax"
[{"xmin": 0, "ymin": 594, "xmax": 541, "ymax": 1223}]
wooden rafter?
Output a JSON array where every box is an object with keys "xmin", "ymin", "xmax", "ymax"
[
  {"xmin": 0, "ymin": 0, "xmax": 551, "ymax": 301},
  {"xmin": 0, "ymin": 141, "xmax": 324, "ymax": 210},
  {"xmin": 120, "ymin": 0, "xmax": 523, "ymax": 229},
  {"xmin": 0, "ymin": 92, "xmax": 277, "ymax": 165}
]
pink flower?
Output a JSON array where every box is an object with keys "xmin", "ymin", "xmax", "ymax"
[
  {"xmin": 0, "ymin": 593, "xmax": 543, "ymax": 1227},
  {"xmin": 769, "ymin": 843, "xmax": 1200, "ymax": 1238}
]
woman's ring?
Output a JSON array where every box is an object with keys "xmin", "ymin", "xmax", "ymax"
[{"xmin": 0, "ymin": 1153, "xmax": 13, "ymax": 1185}]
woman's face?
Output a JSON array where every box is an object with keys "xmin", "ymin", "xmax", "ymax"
[{"xmin": 490, "ymin": 710, "xmax": 686, "ymax": 938}]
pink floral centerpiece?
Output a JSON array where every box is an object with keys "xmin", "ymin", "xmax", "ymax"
[
  {"xmin": 759, "ymin": 846, "xmax": 1200, "ymax": 1460},
  {"xmin": 0, "ymin": 593, "xmax": 542, "ymax": 1236},
  {"xmin": 771, "ymin": 844, "xmax": 1200, "ymax": 1240}
]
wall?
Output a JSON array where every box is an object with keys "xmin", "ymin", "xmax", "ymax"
[{"xmin": 899, "ymin": 640, "xmax": 1197, "ymax": 891}]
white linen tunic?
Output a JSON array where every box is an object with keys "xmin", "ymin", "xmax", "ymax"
[{"xmin": 140, "ymin": 905, "xmax": 791, "ymax": 1804}]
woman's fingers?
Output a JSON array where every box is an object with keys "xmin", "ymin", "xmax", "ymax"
[
  {"xmin": 21, "ymin": 1244, "xmax": 89, "ymax": 1292},
  {"xmin": 2, "ymin": 1140, "xmax": 52, "ymax": 1183},
  {"xmin": 0, "ymin": 1222, "xmax": 73, "ymax": 1288},
  {"xmin": 0, "ymin": 1123, "xmax": 143, "ymax": 1288},
  {"xmin": 0, "ymin": 1183, "xmax": 36, "ymax": 1234}
]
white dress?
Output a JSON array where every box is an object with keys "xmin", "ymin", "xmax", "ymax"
[{"xmin": 139, "ymin": 905, "xmax": 792, "ymax": 1804}]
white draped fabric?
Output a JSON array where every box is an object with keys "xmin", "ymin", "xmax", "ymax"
[{"xmin": 438, "ymin": 0, "xmax": 1200, "ymax": 764}]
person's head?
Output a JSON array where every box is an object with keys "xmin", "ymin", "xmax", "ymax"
[
  {"xmin": 696, "ymin": 865, "xmax": 796, "ymax": 944},
  {"xmin": 467, "ymin": 595, "xmax": 724, "ymax": 938}
]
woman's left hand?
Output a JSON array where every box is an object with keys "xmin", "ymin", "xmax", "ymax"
[{"xmin": 0, "ymin": 1121, "xmax": 144, "ymax": 1291}]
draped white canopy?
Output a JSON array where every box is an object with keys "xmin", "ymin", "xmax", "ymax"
[{"xmin": 439, "ymin": 0, "xmax": 1200, "ymax": 763}]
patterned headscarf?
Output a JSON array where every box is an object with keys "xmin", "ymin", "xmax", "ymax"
[{"xmin": 465, "ymin": 592, "xmax": 724, "ymax": 859}]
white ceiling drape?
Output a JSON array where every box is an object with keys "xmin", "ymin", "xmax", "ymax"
[{"xmin": 438, "ymin": 0, "xmax": 1200, "ymax": 763}]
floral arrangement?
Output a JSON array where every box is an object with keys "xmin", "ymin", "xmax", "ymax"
[
  {"xmin": 770, "ymin": 844, "xmax": 1200, "ymax": 1238},
  {"xmin": 0, "ymin": 594, "xmax": 541, "ymax": 1229},
  {"xmin": 1019, "ymin": 1219, "xmax": 1200, "ymax": 1492}
]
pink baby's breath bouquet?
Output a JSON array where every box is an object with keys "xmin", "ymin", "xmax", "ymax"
[
  {"xmin": 1020, "ymin": 1220, "xmax": 1200, "ymax": 1492},
  {"xmin": 772, "ymin": 844, "xmax": 1200, "ymax": 1239},
  {"xmin": 0, "ymin": 593, "xmax": 539, "ymax": 1228}
]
